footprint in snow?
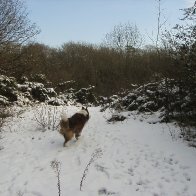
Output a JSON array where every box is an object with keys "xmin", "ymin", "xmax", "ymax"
[
  {"xmin": 75, "ymin": 156, "xmax": 81, "ymax": 166},
  {"xmin": 136, "ymin": 179, "xmax": 145, "ymax": 186},
  {"xmin": 98, "ymin": 188, "xmax": 117, "ymax": 195},
  {"xmin": 50, "ymin": 140, "xmax": 55, "ymax": 144},
  {"xmin": 179, "ymin": 165, "xmax": 190, "ymax": 170},
  {"xmin": 0, "ymin": 146, "xmax": 4, "ymax": 150},
  {"xmin": 183, "ymin": 172, "xmax": 191, "ymax": 181},
  {"xmin": 128, "ymin": 168, "xmax": 134, "ymax": 176},
  {"xmin": 27, "ymin": 191, "xmax": 43, "ymax": 196}
]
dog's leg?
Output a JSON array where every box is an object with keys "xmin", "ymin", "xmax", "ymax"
[
  {"xmin": 75, "ymin": 127, "xmax": 82, "ymax": 140},
  {"xmin": 63, "ymin": 133, "xmax": 71, "ymax": 147},
  {"xmin": 75, "ymin": 132, "xmax": 81, "ymax": 140},
  {"xmin": 63, "ymin": 130, "xmax": 74, "ymax": 146},
  {"xmin": 63, "ymin": 135, "xmax": 68, "ymax": 147}
]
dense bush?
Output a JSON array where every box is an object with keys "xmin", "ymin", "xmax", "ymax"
[{"xmin": 0, "ymin": 41, "xmax": 175, "ymax": 96}]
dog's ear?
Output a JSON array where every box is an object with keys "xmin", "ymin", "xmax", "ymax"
[{"xmin": 85, "ymin": 107, "xmax": 89, "ymax": 116}]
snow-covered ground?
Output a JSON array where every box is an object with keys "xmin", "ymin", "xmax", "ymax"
[{"xmin": 0, "ymin": 106, "xmax": 196, "ymax": 196}]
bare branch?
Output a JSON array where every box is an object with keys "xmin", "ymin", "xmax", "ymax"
[{"xmin": 0, "ymin": 0, "xmax": 40, "ymax": 49}]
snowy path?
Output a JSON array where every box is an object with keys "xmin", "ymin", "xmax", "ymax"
[{"xmin": 0, "ymin": 106, "xmax": 196, "ymax": 196}]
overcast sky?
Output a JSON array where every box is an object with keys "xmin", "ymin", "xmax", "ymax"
[{"xmin": 25, "ymin": 0, "xmax": 195, "ymax": 47}]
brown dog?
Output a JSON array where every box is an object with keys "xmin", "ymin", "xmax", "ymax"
[{"xmin": 59, "ymin": 107, "xmax": 89, "ymax": 146}]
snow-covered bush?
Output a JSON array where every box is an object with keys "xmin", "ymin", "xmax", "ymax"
[
  {"xmin": 30, "ymin": 73, "xmax": 48, "ymax": 84},
  {"xmin": 0, "ymin": 106, "xmax": 14, "ymax": 131},
  {"xmin": 31, "ymin": 86, "xmax": 50, "ymax": 102},
  {"xmin": 101, "ymin": 79, "xmax": 196, "ymax": 126},
  {"xmin": 47, "ymin": 97, "xmax": 65, "ymax": 106},
  {"xmin": 107, "ymin": 114, "xmax": 126, "ymax": 123},
  {"xmin": 33, "ymin": 104, "xmax": 61, "ymax": 131},
  {"xmin": 0, "ymin": 75, "xmax": 18, "ymax": 102},
  {"xmin": 0, "ymin": 75, "xmax": 100, "ymax": 107},
  {"xmin": 0, "ymin": 95, "xmax": 9, "ymax": 106},
  {"xmin": 58, "ymin": 85, "xmax": 98, "ymax": 106},
  {"xmin": 74, "ymin": 85, "xmax": 98, "ymax": 105},
  {"xmin": 0, "ymin": 75, "xmax": 61, "ymax": 105}
]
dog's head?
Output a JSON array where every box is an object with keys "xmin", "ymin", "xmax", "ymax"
[{"xmin": 81, "ymin": 106, "xmax": 89, "ymax": 118}]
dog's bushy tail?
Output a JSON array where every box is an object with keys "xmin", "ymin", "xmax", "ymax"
[
  {"xmin": 59, "ymin": 113, "xmax": 69, "ymax": 135},
  {"xmin": 61, "ymin": 113, "xmax": 68, "ymax": 122}
]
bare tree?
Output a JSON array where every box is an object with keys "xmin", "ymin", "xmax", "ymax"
[
  {"xmin": 104, "ymin": 22, "xmax": 142, "ymax": 52},
  {"xmin": 155, "ymin": 0, "xmax": 168, "ymax": 48},
  {"xmin": 156, "ymin": 0, "xmax": 161, "ymax": 48},
  {"xmin": 0, "ymin": 0, "xmax": 40, "ymax": 51}
]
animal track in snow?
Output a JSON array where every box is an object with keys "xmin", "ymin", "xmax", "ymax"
[{"xmin": 183, "ymin": 172, "xmax": 191, "ymax": 181}]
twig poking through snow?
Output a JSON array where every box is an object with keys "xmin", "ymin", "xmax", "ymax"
[
  {"xmin": 80, "ymin": 148, "xmax": 103, "ymax": 191},
  {"xmin": 51, "ymin": 160, "xmax": 61, "ymax": 196}
]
